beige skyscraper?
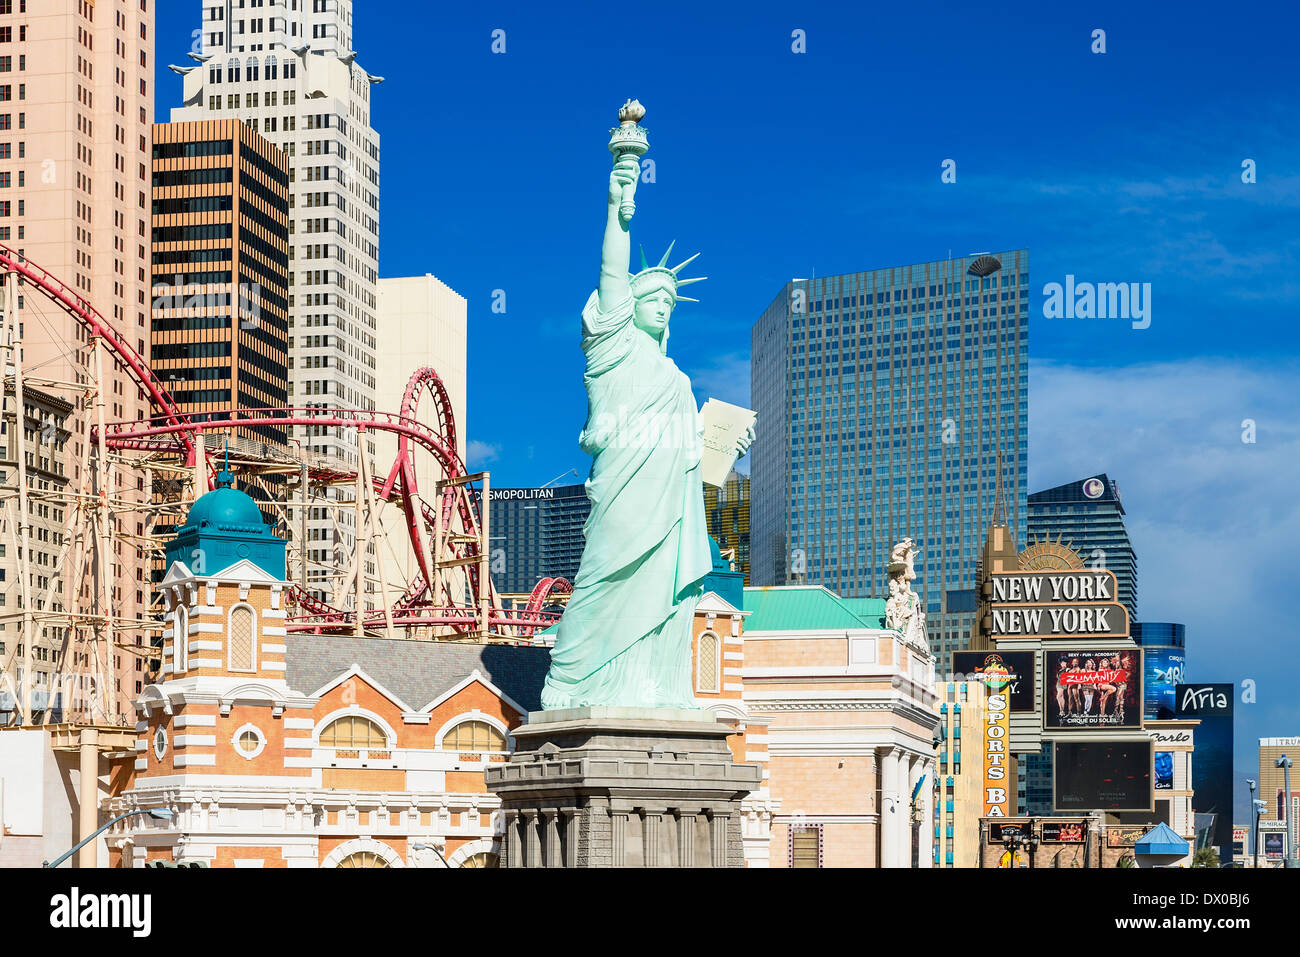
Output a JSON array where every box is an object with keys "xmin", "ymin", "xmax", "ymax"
[
  {"xmin": 0, "ymin": 0, "xmax": 155, "ymax": 724},
  {"xmin": 169, "ymin": 0, "xmax": 382, "ymax": 594},
  {"xmin": 372, "ymin": 275, "xmax": 466, "ymax": 600}
]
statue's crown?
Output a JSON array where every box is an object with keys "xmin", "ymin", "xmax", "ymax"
[{"xmin": 629, "ymin": 241, "xmax": 706, "ymax": 303}]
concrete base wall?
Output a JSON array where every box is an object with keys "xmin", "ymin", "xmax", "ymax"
[{"xmin": 486, "ymin": 707, "xmax": 760, "ymax": 868}]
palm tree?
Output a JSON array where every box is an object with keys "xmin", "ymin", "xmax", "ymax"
[{"xmin": 1191, "ymin": 847, "xmax": 1220, "ymax": 868}]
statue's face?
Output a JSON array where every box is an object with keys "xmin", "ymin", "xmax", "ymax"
[{"xmin": 633, "ymin": 289, "xmax": 675, "ymax": 339}]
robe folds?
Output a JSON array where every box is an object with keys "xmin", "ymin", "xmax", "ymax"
[{"xmin": 539, "ymin": 291, "xmax": 713, "ymax": 709}]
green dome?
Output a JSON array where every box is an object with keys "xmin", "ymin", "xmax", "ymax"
[
  {"xmin": 184, "ymin": 485, "xmax": 266, "ymax": 530},
  {"xmin": 166, "ymin": 461, "xmax": 287, "ymax": 579}
]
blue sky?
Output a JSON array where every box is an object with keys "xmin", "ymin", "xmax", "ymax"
[{"xmin": 156, "ymin": 1, "xmax": 1300, "ymax": 823}]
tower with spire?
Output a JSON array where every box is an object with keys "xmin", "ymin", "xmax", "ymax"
[{"xmin": 121, "ymin": 464, "xmax": 317, "ymax": 865}]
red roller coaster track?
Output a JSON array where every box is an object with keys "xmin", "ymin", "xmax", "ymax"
[{"xmin": 0, "ymin": 242, "xmax": 570, "ymax": 638}]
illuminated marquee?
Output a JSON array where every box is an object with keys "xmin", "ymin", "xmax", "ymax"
[
  {"xmin": 983, "ymin": 687, "xmax": 1011, "ymax": 817},
  {"xmin": 987, "ymin": 571, "xmax": 1129, "ymax": 638}
]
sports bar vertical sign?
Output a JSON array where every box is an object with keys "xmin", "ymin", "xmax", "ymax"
[{"xmin": 982, "ymin": 664, "xmax": 1012, "ymax": 817}]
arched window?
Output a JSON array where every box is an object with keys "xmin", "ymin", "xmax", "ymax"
[
  {"xmin": 228, "ymin": 604, "xmax": 256, "ymax": 672},
  {"xmin": 265, "ymin": 55, "xmax": 278, "ymax": 80},
  {"xmin": 172, "ymin": 605, "xmax": 189, "ymax": 675},
  {"xmin": 696, "ymin": 632, "xmax": 720, "ymax": 693},
  {"xmin": 460, "ymin": 852, "xmax": 499, "ymax": 868},
  {"xmin": 247, "ymin": 56, "xmax": 259, "ymax": 81},
  {"xmin": 336, "ymin": 851, "xmax": 390, "ymax": 868},
  {"xmin": 227, "ymin": 57, "xmax": 240, "ymax": 83},
  {"xmin": 319, "ymin": 715, "xmax": 388, "ymax": 749},
  {"xmin": 441, "ymin": 719, "xmax": 506, "ymax": 753}
]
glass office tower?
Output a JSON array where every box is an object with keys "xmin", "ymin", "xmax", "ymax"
[
  {"xmin": 751, "ymin": 251, "xmax": 1029, "ymax": 667},
  {"xmin": 1027, "ymin": 474, "xmax": 1137, "ymax": 618},
  {"xmin": 704, "ymin": 470, "xmax": 751, "ymax": 584},
  {"xmin": 484, "ymin": 485, "xmax": 591, "ymax": 595}
]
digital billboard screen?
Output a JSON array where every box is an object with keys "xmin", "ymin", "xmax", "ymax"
[
  {"xmin": 1054, "ymin": 740, "xmax": 1153, "ymax": 812},
  {"xmin": 1154, "ymin": 750, "xmax": 1173, "ymax": 790},
  {"xmin": 953, "ymin": 650, "xmax": 1036, "ymax": 713},
  {"xmin": 1264, "ymin": 832, "xmax": 1286, "ymax": 859},
  {"xmin": 988, "ymin": 821, "xmax": 1031, "ymax": 843},
  {"xmin": 1040, "ymin": 820, "xmax": 1086, "ymax": 843},
  {"xmin": 1142, "ymin": 648, "xmax": 1185, "ymax": 719},
  {"xmin": 1044, "ymin": 649, "xmax": 1142, "ymax": 731}
]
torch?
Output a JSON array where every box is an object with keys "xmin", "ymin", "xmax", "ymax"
[{"xmin": 608, "ymin": 98, "xmax": 648, "ymax": 226}]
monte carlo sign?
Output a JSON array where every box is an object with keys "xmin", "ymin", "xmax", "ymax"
[{"xmin": 987, "ymin": 571, "xmax": 1129, "ymax": 639}]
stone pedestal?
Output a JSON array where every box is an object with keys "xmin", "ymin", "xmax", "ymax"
[{"xmin": 485, "ymin": 707, "xmax": 760, "ymax": 868}]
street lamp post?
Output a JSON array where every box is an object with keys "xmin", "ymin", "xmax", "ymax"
[
  {"xmin": 1278, "ymin": 755, "xmax": 1296, "ymax": 868},
  {"xmin": 411, "ymin": 841, "xmax": 451, "ymax": 868},
  {"xmin": 1247, "ymin": 778, "xmax": 1257, "ymax": 868},
  {"xmin": 1253, "ymin": 799, "xmax": 1267, "ymax": 868},
  {"xmin": 43, "ymin": 807, "xmax": 174, "ymax": 869}
]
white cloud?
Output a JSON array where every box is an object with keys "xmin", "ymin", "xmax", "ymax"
[
  {"xmin": 1030, "ymin": 358, "xmax": 1300, "ymax": 812},
  {"xmin": 466, "ymin": 439, "xmax": 501, "ymax": 467}
]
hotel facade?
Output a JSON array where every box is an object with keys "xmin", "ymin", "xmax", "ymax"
[
  {"xmin": 1, "ymin": 0, "xmax": 157, "ymax": 724},
  {"xmin": 751, "ymin": 251, "xmax": 1030, "ymax": 670},
  {"xmin": 150, "ymin": 118, "xmax": 290, "ymax": 445}
]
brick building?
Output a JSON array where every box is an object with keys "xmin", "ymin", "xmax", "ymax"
[
  {"xmin": 741, "ymin": 584, "xmax": 940, "ymax": 867},
  {"xmin": 107, "ymin": 465, "xmax": 547, "ymax": 867}
]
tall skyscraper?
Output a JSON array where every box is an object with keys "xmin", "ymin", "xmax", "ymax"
[
  {"xmin": 170, "ymin": 0, "xmax": 382, "ymax": 580},
  {"xmin": 704, "ymin": 470, "xmax": 751, "ymax": 584},
  {"xmin": 1, "ymin": 0, "xmax": 157, "ymax": 722},
  {"xmin": 150, "ymin": 119, "xmax": 290, "ymax": 446},
  {"xmin": 1027, "ymin": 473, "xmax": 1136, "ymax": 618},
  {"xmin": 485, "ymin": 484, "xmax": 590, "ymax": 595},
  {"xmin": 751, "ymin": 251, "xmax": 1029, "ymax": 666}
]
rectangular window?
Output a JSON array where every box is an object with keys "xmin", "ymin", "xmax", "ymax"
[{"xmin": 789, "ymin": 825, "xmax": 822, "ymax": 868}]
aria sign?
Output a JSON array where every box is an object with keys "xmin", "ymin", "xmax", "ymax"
[{"xmin": 988, "ymin": 571, "xmax": 1129, "ymax": 638}]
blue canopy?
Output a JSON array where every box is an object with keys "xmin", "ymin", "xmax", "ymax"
[{"xmin": 1135, "ymin": 822, "xmax": 1189, "ymax": 856}]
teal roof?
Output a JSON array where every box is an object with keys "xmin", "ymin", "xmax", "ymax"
[
  {"xmin": 185, "ymin": 486, "xmax": 265, "ymax": 529},
  {"xmin": 840, "ymin": 597, "xmax": 888, "ymax": 630},
  {"xmin": 166, "ymin": 471, "xmax": 286, "ymax": 579},
  {"xmin": 701, "ymin": 536, "xmax": 744, "ymax": 608},
  {"xmin": 742, "ymin": 586, "xmax": 887, "ymax": 632}
]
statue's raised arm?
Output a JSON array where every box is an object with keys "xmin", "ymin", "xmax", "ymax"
[
  {"xmin": 598, "ymin": 158, "xmax": 637, "ymax": 311},
  {"xmin": 598, "ymin": 99, "xmax": 647, "ymax": 313}
]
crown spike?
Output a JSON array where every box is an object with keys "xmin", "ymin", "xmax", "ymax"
[
  {"xmin": 639, "ymin": 245, "xmax": 648, "ymax": 270},
  {"xmin": 657, "ymin": 240, "xmax": 677, "ymax": 268},
  {"xmin": 676, "ymin": 295, "xmax": 700, "ymax": 303},
  {"xmin": 670, "ymin": 252, "xmax": 701, "ymax": 275},
  {"xmin": 675, "ymin": 275, "xmax": 707, "ymax": 286}
]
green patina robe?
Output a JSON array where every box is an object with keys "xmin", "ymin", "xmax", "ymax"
[{"xmin": 540, "ymin": 290, "xmax": 712, "ymax": 709}]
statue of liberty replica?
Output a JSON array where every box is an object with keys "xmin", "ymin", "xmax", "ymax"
[
  {"xmin": 541, "ymin": 99, "xmax": 753, "ymax": 711},
  {"xmin": 488, "ymin": 101, "xmax": 760, "ymax": 867}
]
